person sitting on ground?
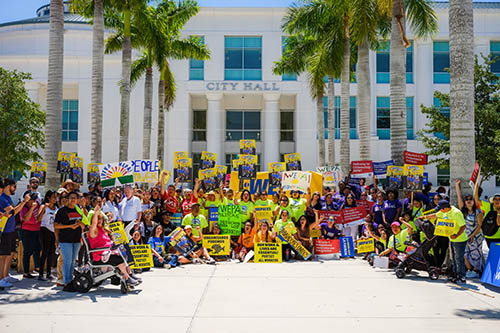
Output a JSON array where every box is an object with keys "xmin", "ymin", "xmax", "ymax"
[
  {"xmin": 320, "ymin": 215, "xmax": 342, "ymax": 240},
  {"xmin": 295, "ymin": 213, "xmax": 320, "ymax": 257},
  {"xmin": 367, "ymin": 223, "xmax": 388, "ymax": 255},
  {"xmin": 274, "ymin": 210, "xmax": 297, "ymax": 261},
  {"xmin": 379, "ymin": 221, "xmax": 412, "ymax": 257},
  {"xmin": 253, "ymin": 221, "xmax": 276, "ymax": 244},
  {"xmin": 234, "ymin": 220, "xmax": 258, "ymax": 261},
  {"xmin": 184, "ymin": 225, "xmax": 215, "ymax": 264},
  {"xmin": 148, "ymin": 224, "xmax": 179, "ymax": 269}
]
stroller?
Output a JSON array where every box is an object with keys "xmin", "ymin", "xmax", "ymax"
[
  {"xmin": 394, "ymin": 219, "xmax": 440, "ymax": 280},
  {"xmin": 73, "ymin": 232, "xmax": 132, "ymax": 294}
]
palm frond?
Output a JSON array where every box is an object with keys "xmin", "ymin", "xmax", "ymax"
[
  {"xmin": 130, "ymin": 53, "xmax": 149, "ymax": 87},
  {"xmin": 161, "ymin": 61, "xmax": 176, "ymax": 110},
  {"xmin": 405, "ymin": 0, "xmax": 439, "ymax": 37},
  {"xmin": 104, "ymin": 32, "xmax": 124, "ymax": 54},
  {"xmin": 169, "ymin": 38, "xmax": 211, "ymax": 61}
]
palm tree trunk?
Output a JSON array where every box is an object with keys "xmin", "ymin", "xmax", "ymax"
[
  {"xmin": 157, "ymin": 78, "xmax": 165, "ymax": 163},
  {"xmin": 390, "ymin": 0, "xmax": 407, "ymax": 166},
  {"xmin": 91, "ymin": 0, "xmax": 104, "ymax": 163},
  {"xmin": 327, "ymin": 76, "xmax": 335, "ymax": 166},
  {"xmin": 142, "ymin": 67, "xmax": 153, "ymax": 159},
  {"xmin": 317, "ymin": 92, "xmax": 326, "ymax": 166},
  {"xmin": 449, "ymin": 0, "xmax": 475, "ymax": 203},
  {"xmin": 358, "ymin": 37, "xmax": 371, "ymax": 161},
  {"xmin": 119, "ymin": 9, "xmax": 132, "ymax": 161},
  {"xmin": 340, "ymin": 15, "xmax": 351, "ymax": 175},
  {"xmin": 45, "ymin": 0, "xmax": 64, "ymax": 190}
]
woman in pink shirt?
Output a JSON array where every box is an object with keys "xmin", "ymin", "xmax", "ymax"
[{"xmin": 20, "ymin": 191, "xmax": 41, "ymax": 279}]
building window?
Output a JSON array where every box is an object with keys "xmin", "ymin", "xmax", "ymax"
[
  {"xmin": 437, "ymin": 166, "xmax": 450, "ymax": 186},
  {"xmin": 193, "ymin": 153, "xmax": 201, "ymax": 179},
  {"xmin": 491, "ymin": 41, "xmax": 500, "ymax": 76},
  {"xmin": 226, "ymin": 110, "xmax": 261, "ymax": 141},
  {"xmin": 280, "ymin": 110, "xmax": 294, "ymax": 142},
  {"xmin": 376, "ymin": 41, "xmax": 413, "ymax": 84},
  {"xmin": 433, "ymin": 41, "xmax": 450, "ymax": 84},
  {"xmin": 281, "ymin": 37, "xmax": 297, "ymax": 81},
  {"xmin": 192, "ymin": 110, "xmax": 206, "ymax": 141},
  {"xmin": 433, "ymin": 96, "xmax": 450, "ymax": 139},
  {"xmin": 224, "ymin": 36, "xmax": 262, "ymax": 80},
  {"xmin": 189, "ymin": 36, "xmax": 205, "ymax": 80},
  {"xmin": 324, "ymin": 96, "xmax": 357, "ymax": 139},
  {"xmin": 376, "ymin": 97, "xmax": 414, "ymax": 140},
  {"xmin": 225, "ymin": 154, "xmax": 261, "ymax": 172},
  {"xmin": 62, "ymin": 100, "xmax": 78, "ymax": 141}
]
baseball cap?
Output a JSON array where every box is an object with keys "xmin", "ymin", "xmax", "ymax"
[
  {"xmin": 490, "ymin": 193, "xmax": 500, "ymax": 203},
  {"xmin": 391, "ymin": 222, "xmax": 400, "ymax": 228},
  {"xmin": 184, "ymin": 225, "xmax": 192, "ymax": 230},
  {"xmin": 207, "ymin": 191, "xmax": 216, "ymax": 195},
  {"xmin": 435, "ymin": 200, "xmax": 451, "ymax": 211}
]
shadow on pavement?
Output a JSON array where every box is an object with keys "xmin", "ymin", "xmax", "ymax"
[{"xmin": 454, "ymin": 308, "xmax": 500, "ymax": 320}]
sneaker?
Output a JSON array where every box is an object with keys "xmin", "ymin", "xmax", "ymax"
[
  {"xmin": 130, "ymin": 273, "xmax": 143, "ymax": 282},
  {"xmin": 46, "ymin": 274, "xmax": 55, "ymax": 280},
  {"xmin": 457, "ymin": 277, "xmax": 467, "ymax": 284},
  {"xmin": 447, "ymin": 276, "xmax": 457, "ymax": 283},
  {"xmin": 207, "ymin": 258, "xmax": 216, "ymax": 265},
  {"xmin": 6, "ymin": 275, "xmax": 20, "ymax": 283},
  {"xmin": 192, "ymin": 258, "xmax": 201, "ymax": 264},
  {"xmin": 56, "ymin": 280, "xmax": 65, "ymax": 287},
  {"xmin": 126, "ymin": 277, "xmax": 139, "ymax": 286},
  {"xmin": 38, "ymin": 276, "xmax": 48, "ymax": 282},
  {"xmin": 0, "ymin": 278, "xmax": 13, "ymax": 288},
  {"xmin": 62, "ymin": 283, "xmax": 77, "ymax": 292},
  {"xmin": 163, "ymin": 264, "xmax": 172, "ymax": 269},
  {"xmin": 465, "ymin": 270, "xmax": 479, "ymax": 279}
]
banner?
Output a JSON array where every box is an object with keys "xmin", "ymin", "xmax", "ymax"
[
  {"xmin": 30, "ymin": 162, "xmax": 47, "ymax": 185},
  {"xmin": 340, "ymin": 206, "xmax": 367, "ymax": 225},
  {"xmin": 469, "ymin": 162, "xmax": 480, "ymax": 190},
  {"xmin": 480, "ymin": 243, "xmax": 500, "ymax": 288},
  {"xmin": 130, "ymin": 244, "xmax": 154, "ymax": 269},
  {"xmin": 57, "ymin": 152, "xmax": 75, "ymax": 174},
  {"xmin": 357, "ymin": 238, "xmax": 375, "ymax": 253},
  {"xmin": 314, "ymin": 239, "xmax": 340, "ymax": 259},
  {"xmin": 269, "ymin": 162, "xmax": 286, "ymax": 187},
  {"xmin": 201, "ymin": 151, "xmax": 217, "ymax": 170},
  {"xmin": 240, "ymin": 139, "xmax": 256, "ymax": 155},
  {"xmin": 99, "ymin": 160, "xmax": 161, "ymax": 184},
  {"xmin": 372, "ymin": 160, "xmax": 394, "ymax": 179},
  {"xmin": 238, "ymin": 154, "xmax": 257, "ymax": 179},
  {"xmin": 174, "ymin": 158, "xmax": 193, "ymax": 183},
  {"xmin": 202, "ymin": 235, "xmax": 230, "ymax": 256},
  {"xmin": 218, "ymin": 205, "xmax": 242, "ymax": 236},
  {"xmin": 70, "ymin": 156, "xmax": 84, "ymax": 184},
  {"xmin": 340, "ymin": 236, "xmax": 355, "ymax": 257},
  {"xmin": 277, "ymin": 224, "xmax": 312, "ymax": 260},
  {"xmin": 350, "ymin": 160, "xmax": 374, "ymax": 178},
  {"xmin": 434, "ymin": 219, "xmax": 456, "ymax": 237},
  {"xmin": 316, "ymin": 166, "xmax": 342, "ymax": 186},
  {"xmin": 199, "ymin": 168, "xmax": 218, "ymax": 192},
  {"xmin": 386, "ymin": 165, "xmax": 404, "ymax": 189},
  {"xmin": 87, "ymin": 163, "xmax": 101, "ymax": 184},
  {"xmin": 404, "ymin": 151, "xmax": 428, "ymax": 165},
  {"xmin": 254, "ymin": 206, "xmax": 273, "ymax": 226},
  {"xmin": 356, "ymin": 200, "xmax": 375, "ymax": 213},
  {"xmin": 281, "ymin": 171, "xmax": 312, "ymax": 193},
  {"xmin": 109, "ymin": 221, "xmax": 128, "ymax": 244},
  {"xmin": 403, "ymin": 164, "xmax": 424, "ymax": 191},
  {"xmin": 318, "ymin": 210, "xmax": 343, "ymax": 223},
  {"xmin": 254, "ymin": 242, "xmax": 282, "ymax": 263},
  {"xmin": 284, "ymin": 153, "xmax": 302, "ymax": 171},
  {"xmin": 168, "ymin": 227, "xmax": 197, "ymax": 257}
]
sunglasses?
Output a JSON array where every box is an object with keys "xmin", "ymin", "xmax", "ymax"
[{"xmin": 465, "ymin": 198, "xmax": 473, "ymax": 201}]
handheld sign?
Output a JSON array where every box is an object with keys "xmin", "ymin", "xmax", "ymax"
[
  {"xmin": 357, "ymin": 238, "xmax": 375, "ymax": 254},
  {"xmin": 284, "ymin": 153, "xmax": 302, "ymax": 171},
  {"xmin": 269, "ymin": 162, "xmax": 286, "ymax": 187},
  {"xmin": 277, "ymin": 224, "xmax": 312, "ymax": 260},
  {"xmin": 240, "ymin": 139, "xmax": 256, "ymax": 155},
  {"xmin": 469, "ymin": 162, "xmax": 480, "ymax": 190},
  {"xmin": 168, "ymin": 227, "xmax": 197, "ymax": 257},
  {"xmin": 350, "ymin": 160, "xmax": 374, "ymax": 178},
  {"xmin": 387, "ymin": 166, "xmax": 404, "ymax": 189},
  {"xmin": 202, "ymin": 235, "xmax": 230, "ymax": 256},
  {"xmin": 314, "ymin": 239, "xmax": 340, "ymax": 260},
  {"xmin": 434, "ymin": 219, "xmax": 456, "ymax": 237},
  {"xmin": 255, "ymin": 242, "xmax": 282, "ymax": 263},
  {"xmin": 403, "ymin": 151, "xmax": 428, "ymax": 165},
  {"xmin": 30, "ymin": 162, "xmax": 47, "ymax": 185},
  {"xmin": 372, "ymin": 160, "xmax": 394, "ymax": 179},
  {"xmin": 403, "ymin": 164, "xmax": 424, "ymax": 191},
  {"xmin": 254, "ymin": 206, "xmax": 273, "ymax": 226},
  {"xmin": 109, "ymin": 222, "xmax": 128, "ymax": 244},
  {"xmin": 130, "ymin": 244, "xmax": 154, "ymax": 269},
  {"xmin": 340, "ymin": 236, "xmax": 355, "ymax": 257},
  {"xmin": 218, "ymin": 205, "xmax": 242, "ymax": 236},
  {"xmin": 281, "ymin": 171, "xmax": 311, "ymax": 193}
]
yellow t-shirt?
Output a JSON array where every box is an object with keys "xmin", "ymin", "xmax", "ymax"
[{"xmin": 436, "ymin": 206, "xmax": 468, "ymax": 242}]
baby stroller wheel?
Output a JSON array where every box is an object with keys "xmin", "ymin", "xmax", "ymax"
[
  {"xmin": 74, "ymin": 272, "xmax": 93, "ymax": 293},
  {"xmin": 120, "ymin": 280, "xmax": 129, "ymax": 294},
  {"xmin": 405, "ymin": 266, "xmax": 412, "ymax": 274},
  {"xmin": 395, "ymin": 268, "xmax": 405, "ymax": 279}
]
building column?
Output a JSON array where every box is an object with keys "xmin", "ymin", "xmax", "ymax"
[
  {"xmin": 263, "ymin": 93, "xmax": 280, "ymax": 168},
  {"xmin": 414, "ymin": 39, "xmax": 433, "ymax": 135},
  {"xmin": 206, "ymin": 93, "xmax": 224, "ymax": 164}
]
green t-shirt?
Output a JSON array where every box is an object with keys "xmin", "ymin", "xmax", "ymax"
[
  {"xmin": 255, "ymin": 199, "xmax": 273, "ymax": 207},
  {"xmin": 181, "ymin": 213, "xmax": 208, "ymax": 237},
  {"xmin": 436, "ymin": 206, "xmax": 468, "ymax": 242},
  {"xmin": 274, "ymin": 219, "xmax": 297, "ymax": 244},
  {"xmin": 204, "ymin": 200, "xmax": 221, "ymax": 208},
  {"xmin": 224, "ymin": 197, "xmax": 235, "ymax": 205},
  {"xmin": 288, "ymin": 198, "xmax": 307, "ymax": 222},
  {"xmin": 239, "ymin": 201, "xmax": 254, "ymax": 223},
  {"xmin": 480, "ymin": 200, "xmax": 491, "ymax": 215},
  {"xmin": 388, "ymin": 229, "xmax": 409, "ymax": 252}
]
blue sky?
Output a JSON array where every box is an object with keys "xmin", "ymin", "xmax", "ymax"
[{"xmin": 0, "ymin": 0, "xmax": 497, "ymax": 24}]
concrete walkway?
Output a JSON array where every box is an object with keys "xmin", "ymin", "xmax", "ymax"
[{"xmin": 1, "ymin": 259, "xmax": 499, "ymax": 332}]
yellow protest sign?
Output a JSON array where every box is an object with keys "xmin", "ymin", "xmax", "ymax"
[
  {"xmin": 255, "ymin": 242, "xmax": 282, "ymax": 263},
  {"xmin": 0, "ymin": 216, "xmax": 7, "ymax": 233},
  {"xmin": 357, "ymin": 238, "xmax": 375, "ymax": 253},
  {"xmin": 254, "ymin": 206, "xmax": 273, "ymax": 226},
  {"xmin": 109, "ymin": 221, "xmax": 128, "ymax": 244},
  {"xmin": 130, "ymin": 244, "xmax": 154, "ymax": 269},
  {"xmin": 202, "ymin": 235, "xmax": 230, "ymax": 256},
  {"xmin": 30, "ymin": 162, "xmax": 47, "ymax": 185},
  {"xmin": 278, "ymin": 224, "xmax": 312, "ymax": 260},
  {"xmin": 310, "ymin": 229, "xmax": 321, "ymax": 238},
  {"xmin": 160, "ymin": 169, "xmax": 171, "ymax": 185},
  {"xmin": 434, "ymin": 219, "xmax": 456, "ymax": 237},
  {"xmin": 229, "ymin": 171, "xmax": 322, "ymax": 195}
]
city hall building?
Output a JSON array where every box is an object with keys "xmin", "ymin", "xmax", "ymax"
[{"xmin": 1, "ymin": 2, "xmax": 500, "ymax": 194}]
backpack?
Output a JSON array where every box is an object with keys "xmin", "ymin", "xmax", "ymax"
[{"xmin": 481, "ymin": 210, "xmax": 499, "ymax": 237}]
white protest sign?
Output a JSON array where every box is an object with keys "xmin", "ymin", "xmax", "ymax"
[
  {"xmin": 99, "ymin": 160, "xmax": 160, "ymax": 184},
  {"xmin": 316, "ymin": 166, "xmax": 342, "ymax": 186},
  {"xmin": 281, "ymin": 171, "xmax": 312, "ymax": 193}
]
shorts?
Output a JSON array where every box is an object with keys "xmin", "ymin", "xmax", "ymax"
[
  {"xmin": 96, "ymin": 254, "xmax": 125, "ymax": 266},
  {"xmin": 0, "ymin": 232, "xmax": 17, "ymax": 255}
]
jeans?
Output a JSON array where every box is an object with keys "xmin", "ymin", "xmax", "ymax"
[
  {"xmin": 21, "ymin": 230, "xmax": 41, "ymax": 274},
  {"xmin": 39, "ymin": 227, "xmax": 55, "ymax": 277},
  {"xmin": 60, "ymin": 242, "xmax": 80, "ymax": 285},
  {"xmin": 451, "ymin": 241, "xmax": 467, "ymax": 278}
]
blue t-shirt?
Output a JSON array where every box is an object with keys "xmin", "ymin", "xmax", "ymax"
[
  {"xmin": 147, "ymin": 236, "xmax": 171, "ymax": 257},
  {"xmin": 0, "ymin": 193, "xmax": 15, "ymax": 233},
  {"xmin": 371, "ymin": 203, "xmax": 384, "ymax": 224},
  {"xmin": 383, "ymin": 199, "xmax": 402, "ymax": 223}
]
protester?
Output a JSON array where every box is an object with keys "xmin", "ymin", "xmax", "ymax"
[
  {"xmin": 234, "ymin": 220, "xmax": 257, "ymax": 261},
  {"xmin": 20, "ymin": 190, "xmax": 42, "ymax": 278},
  {"xmin": 274, "ymin": 210, "xmax": 297, "ymax": 261},
  {"xmin": 184, "ymin": 225, "xmax": 215, "ymax": 264},
  {"xmin": 236, "ymin": 189, "xmax": 254, "ymax": 226},
  {"xmin": 383, "ymin": 188, "xmax": 402, "ymax": 226},
  {"xmin": 37, "ymin": 190, "xmax": 58, "ymax": 281},
  {"xmin": 181, "ymin": 203, "xmax": 208, "ymax": 238},
  {"xmin": 320, "ymin": 216, "xmax": 342, "ymax": 240},
  {"xmin": 119, "ymin": 185, "xmax": 142, "ymax": 226},
  {"xmin": 379, "ymin": 222, "xmax": 411, "ymax": 257},
  {"xmin": 148, "ymin": 224, "xmax": 178, "ymax": 268},
  {"xmin": 253, "ymin": 221, "xmax": 276, "ymax": 244}
]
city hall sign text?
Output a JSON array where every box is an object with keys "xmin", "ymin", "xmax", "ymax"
[{"xmin": 206, "ymin": 82, "xmax": 280, "ymax": 91}]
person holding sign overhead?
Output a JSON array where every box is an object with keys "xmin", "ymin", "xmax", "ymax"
[{"xmin": 423, "ymin": 200, "xmax": 467, "ymax": 283}]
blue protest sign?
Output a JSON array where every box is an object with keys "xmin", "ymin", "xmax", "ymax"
[
  {"xmin": 340, "ymin": 236, "xmax": 355, "ymax": 258},
  {"xmin": 170, "ymin": 213, "xmax": 183, "ymax": 227},
  {"xmin": 481, "ymin": 242, "xmax": 500, "ymax": 288},
  {"xmin": 209, "ymin": 207, "xmax": 219, "ymax": 222},
  {"xmin": 423, "ymin": 172, "xmax": 429, "ymax": 185},
  {"xmin": 373, "ymin": 160, "xmax": 394, "ymax": 179}
]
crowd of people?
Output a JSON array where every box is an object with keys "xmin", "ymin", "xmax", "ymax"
[{"xmin": 0, "ymin": 170, "xmax": 499, "ymax": 292}]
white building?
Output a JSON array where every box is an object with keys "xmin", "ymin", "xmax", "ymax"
[{"xmin": 0, "ymin": 2, "xmax": 499, "ymax": 195}]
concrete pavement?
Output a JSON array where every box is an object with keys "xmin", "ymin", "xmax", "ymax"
[{"xmin": 1, "ymin": 259, "xmax": 499, "ymax": 332}]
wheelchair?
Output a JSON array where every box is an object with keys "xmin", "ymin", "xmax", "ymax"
[{"xmin": 73, "ymin": 232, "xmax": 131, "ymax": 294}]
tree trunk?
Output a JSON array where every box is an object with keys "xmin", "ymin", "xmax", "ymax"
[
  {"xmin": 317, "ymin": 92, "xmax": 326, "ymax": 166},
  {"xmin": 90, "ymin": 0, "xmax": 104, "ymax": 164},
  {"xmin": 449, "ymin": 0, "xmax": 475, "ymax": 204},
  {"xmin": 142, "ymin": 67, "xmax": 153, "ymax": 159},
  {"xmin": 390, "ymin": 0, "xmax": 407, "ymax": 166},
  {"xmin": 340, "ymin": 15, "xmax": 351, "ymax": 175},
  {"xmin": 119, "ymin": 9, "xmax": 132, "ymax": 161},
  {"xmin": 358, "ymin": 37, "xmax": 371, "ymax": 161},
  {"xmin": 157, "ymin": 79, "xmax": 165, "ymax": 163},
  {"xmin": 327, "ymin": 76, "xmax": 335, "ymax": 166},
  {"xmin": 45, "ymin": 0, "xmax": 64, "ymax": 190}
]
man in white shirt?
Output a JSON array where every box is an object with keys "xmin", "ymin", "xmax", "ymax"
[{"xmin": 119, "ymin": 186, "xmax": 142, "ymax": 226}]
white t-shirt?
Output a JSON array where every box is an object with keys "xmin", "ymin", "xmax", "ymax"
[
  {"xmin": 40, "ymin": 206, "xmax": 57, "ymax": 233},
  {"xmin": 119, "ymin": 196, "xmax": 141, "ymax": 221}
]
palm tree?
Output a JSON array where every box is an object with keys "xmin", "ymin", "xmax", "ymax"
[
  {"xmin": 381, "ymin": 0, "xmax": 437, "ymax": 165},
  {"xmin": 327, "ymin": 76, "xmax": 335, "ymax": 165},
  {"xmin": 449, "ymin": 0, "xmax": 475, "ymax": 202},
  {"xmin": 339, "ymin": 12, "xmax": 351, "ymax": 175},
  {"xmin": 45, "ymin": 0, "xmax": 64, "ymax": 189}
]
